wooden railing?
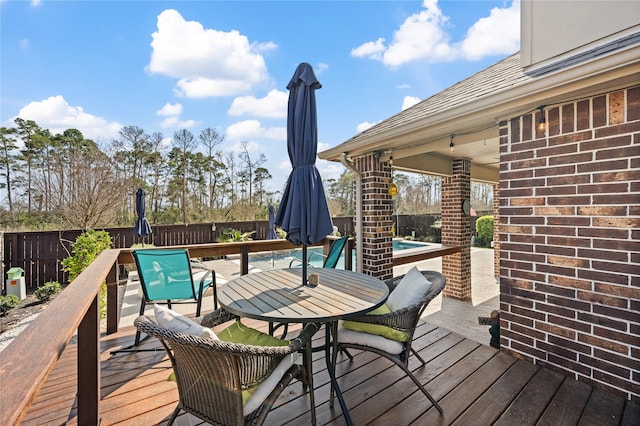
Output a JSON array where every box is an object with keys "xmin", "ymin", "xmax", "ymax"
[
  {"xmin": 1, "ymin": 217, "xmax": 356, "ymax": 291},
  {"xmin": 0, "ymin": 239, "xmax": 457, "ymax": 425}
]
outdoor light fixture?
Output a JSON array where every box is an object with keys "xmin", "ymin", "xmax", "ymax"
[
  {"xmin": 537, "ymin": 106, "xmax": 546, "ymax": 133},
  {"xmin": 449, "ymin": 135, "xmax": 455, "ymax": 152},
  {"xmin": 388, "ymin": 154, "xmax": 398, "ymax": 196}
]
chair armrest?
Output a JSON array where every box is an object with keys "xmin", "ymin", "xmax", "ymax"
[
  {"xmin": 308, "ymin": 252, "xmax": 326, "ymax": 263},
  {"xmin": 200, "ymin": 308, "xmax": 239, "ymax": 328},
  {"xmin": 288, "ymin": 323, "xmax": 320, "ymax": 351},
  {"xmin": 344, "ymin": 305, "xmax": 422, "ymax": 331}
]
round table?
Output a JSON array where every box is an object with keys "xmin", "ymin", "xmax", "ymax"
[
  {"xmin": 217, "ymin": 268, "xmax": 389, "ymax": 426},
  {"xmin": 218, "ymin": 268, "xmax": 389, "ymax": 323}
]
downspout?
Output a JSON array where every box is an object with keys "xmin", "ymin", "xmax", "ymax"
[{"xmin": 340, "ymin": 153, "xmax": 363, "ymax": 273}]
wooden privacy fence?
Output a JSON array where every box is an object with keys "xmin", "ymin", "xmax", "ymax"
[{"xmin": 1, "ymin": 217, "xmax": 355, "ymax": 292}]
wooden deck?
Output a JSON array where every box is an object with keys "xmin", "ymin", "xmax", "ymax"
[{"xmin": 21, "ymin": 319, "xmax": 638, "ymax": 426}]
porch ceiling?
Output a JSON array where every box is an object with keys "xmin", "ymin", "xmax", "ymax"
[{"xmin": 319, "ymin": 46, "xmax": 640, "ymax": 185}]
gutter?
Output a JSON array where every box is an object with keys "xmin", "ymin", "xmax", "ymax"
[{"xmin": 340, "ymin": 153, "xmax": 363, "ymax": 273}]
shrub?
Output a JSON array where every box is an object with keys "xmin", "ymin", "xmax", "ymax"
[
  {"xmin": 217, "ymin": 228, "xmax": 255, "ymax": 242},
  {"xmin": 475, "ymin": 215, "xmax": 494, "ymax": 247},
  {"xmin": 35, "ymin": 281, "xmax": 62, "ymax": 302},
  {"xmin": 62, "ymin": 230, "xmax": 113, "ymax": 318},
  {"xmin": 0, "ymin": 294, "xmax": 19, "ymax": 315},
  {"xmin": 62, "ymin": 230, "xmax": 113, "ymax": 281}
]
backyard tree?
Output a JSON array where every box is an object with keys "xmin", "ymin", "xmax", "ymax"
[
  {"xmin": 172, "ymin": 129, "xmax": 197, "ymax": 224},
  {"xmin": 198, "ymin": 127, "xmax": 225, "ymax": 210},
  {"xmin": 0, "ymin": 127, "xmax": 19, "ymax": 226}
]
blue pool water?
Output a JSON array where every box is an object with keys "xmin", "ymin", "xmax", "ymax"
[{"xmin": 248, "ymin": 239, "xmax": 431, "ymax": 271}]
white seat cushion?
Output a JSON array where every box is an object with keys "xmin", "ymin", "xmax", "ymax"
[
  {"xmin": 386, "ymin": 266, "xmax": 432, "ymax": 311},
  {"xmin": 336, "ymin": 321, "xmax": 404, "ymax": 355},
  {"xmin": 153, "ymin": 304, "xmax": 217, "ymax": 340},
  {"xmin": 243, "ymin": 352, "xmax": 299, "ymax": 415}
]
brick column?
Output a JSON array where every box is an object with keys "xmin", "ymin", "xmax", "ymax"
[
  {"xmin": 442, "ymin": 158, "xmax": 472, "ymax": 299},
  {"xmin": 355, "ymin": 153, "xmax": 393, "ymax": 281},
  {"xmin": 493, "ymin": 182, "xmax": 500, "ymax": 280}
]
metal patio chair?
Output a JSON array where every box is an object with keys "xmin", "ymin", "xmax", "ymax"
[
  {"xmin": 330, "ymin": 269, "xmax": 446, "ymax": 414},
  {"xmin": 289, "ymin": 235, "xmax": 350, "ymax": 269},
  {"xmin": 113, "ymin": 248, "xmax": 216, "ymax": 353}
]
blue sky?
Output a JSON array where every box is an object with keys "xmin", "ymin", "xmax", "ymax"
[{"xmin": 1, "ymin": 0, "xmax": 520, "ymax": 193}]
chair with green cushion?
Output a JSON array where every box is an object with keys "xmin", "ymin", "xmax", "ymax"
[
  {"xmin": 135, "ymin": 307, "xmax": 319, "ymax": 426},
  {"xmin": 330, "ymin": 267, "xmax": 446, "ymax": 415},
  {"xmin": 289, "ymin": 235, "xmax": 349, "ymax": 269},
  {"xmin": 126, "ymin": 248, "xmax": 216, "ymax": 350}
]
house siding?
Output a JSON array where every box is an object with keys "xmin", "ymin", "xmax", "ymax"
[{"xmin": 499, "ymin": 85, "xmax": 640, "ymax": 400}]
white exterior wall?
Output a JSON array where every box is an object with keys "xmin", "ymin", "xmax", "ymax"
[{"xmin": 521, "ymin": 0, "xmax": 640, "ymax": 70}]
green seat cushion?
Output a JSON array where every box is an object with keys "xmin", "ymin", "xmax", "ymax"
[
  {"xmin": 342, "ymin": 303, "xmax": 410, "ymax": 342},
  {"xmin": 218, "ymin": 321, "xmax": 290, "ymax": 347},
  {"xmin": 217, "ymin": 321, "xmax": 292, "ymax": 409}
]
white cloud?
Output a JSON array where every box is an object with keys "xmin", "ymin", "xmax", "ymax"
[
  {"xmin": 278, "ymin": 158, "xmax": 293, "ymax": 172},
  {"xmin": 351, "ymin": 38, "xmax": 386, "ymax": 61},
  {"xmin": 316, "ymin": 159, "xmax": 346, "ymax": 182},
  {"xmin": 174, "ymin": 78, "xmax": 251, "ymax": 98},
  {"xmin": 159, "ymin": 116, "xmax": 199, "ymax": 129},
  {"xmin": 459, "ymin": 0, "xmax": 520, "ymax": 60},
  {"xmin": 30, "ymin": 0, "xmax": 42, "ymax": 7},
  {"xmin": 402, "ymin": 96, "xmax": 421, "ymax": 110},
  {"xmin": 396, "ymin": 83, "xmax": 411, "ymax": 89},
  {"xmin": 228, "ymin": 89, "xmax": 287, "ymax": 118},
  {"xmin": 19, "ymin": 39, "xmax": 30, "ymax": 50},
  {"xmin": 12, "ymin": 95, "xmax": 122, "ymax": 140},
  {"xmin": 147, "ymin": 9, "xmax": 274, "ymax": 98},
  {"xmin": 229, "ymin": 139, "xmax": 262, "ymax": 154},
  {"xmin": 156, "ymin": 102, "xmax": 183, "ymax": 117},
  {"xmin": 315, "ymin": 63, "xmax": 329, "ymax": 74},
  {"xmin": 351, "ymin": 0, "xmax": 520, "ymax": 67},
  {"xmin": 356, "ymin": 120, "xmax": 379, "ymax": 133},
  {"xmin": 226, "ymin": 119, "xmax": 286, "ymax": 141}
]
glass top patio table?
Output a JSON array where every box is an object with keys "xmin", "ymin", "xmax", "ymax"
[{"xmin": 217, "ymin": 268, "xmax": 389, "ymax": 323}]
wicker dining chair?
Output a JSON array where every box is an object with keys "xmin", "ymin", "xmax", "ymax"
[
  {"xmin": 135, "ymin": 310, "xmax": 319, "ymax": 425},
  {"xmin": 330, "ymin": 269, "xmax": 446, "ymax": 414}
]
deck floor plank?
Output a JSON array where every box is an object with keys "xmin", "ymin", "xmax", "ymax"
[
  {"xmin": 371, "ymin": 343, "xmax": 499, "ymax": 426},
  {"xmin": 411, "ymin": 350, "xmax": 517, "ymax": 425},
  {"xmin": 620, "ymin": 399, "xmax": 640, "ymax": 426},
  {"xmin": 21, "ymin": 320, "xmax": 636, "ymax": 425},
  {"xmin": 451, "ymin": 359, "xmax": 539, "ymax": 426},
  {"xmin": 493, "ymin": 365, "xmax": 566, "ymax": 426},
  {"xmin": 578, "ymin": 387, "xmax": 628, "ymax": 426}
]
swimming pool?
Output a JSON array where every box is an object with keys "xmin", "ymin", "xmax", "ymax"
[{"xmin": 247, "ymin": 239, "xmax": 432, "ymax": 271}]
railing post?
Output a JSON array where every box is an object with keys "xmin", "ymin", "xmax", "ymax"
[
  {"xmin": 345, "ymin": 239, "xmax": 353, "ymax": 271},
  {"xmin": 106, "ymin": 262, "xmax": 119, "ymax": 334},
  {"xmin": 240, "ymin": 245, "xmax": 249, "ymax": 275},
  {"xmin": 78, "ymin": 295, "xmax": 100, "ymax": 425}
]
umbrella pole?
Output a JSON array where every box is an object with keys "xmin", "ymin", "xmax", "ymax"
[{"xmin": 302, "ymin": 244, "xmax": 308, "ymax": 286}]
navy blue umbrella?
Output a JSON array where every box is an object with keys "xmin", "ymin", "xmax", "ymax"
[
  {"xmin": 266, "ymin": 205, "xmax": 278, "ymax": 240},
  {"xmin": 275, "ymin": 63, "xmax": 333, "ymax": 285},
  {"xmin": 266, "ymin": 205, "xmax": 278, "ymax": 267},
  {"xmin": 133, "ymin": 188, "xmax": 152, "ymax": 246}
]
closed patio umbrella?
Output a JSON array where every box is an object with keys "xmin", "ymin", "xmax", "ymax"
[
  {"xmin": 275, "ymin": 62, "xmax": 333, "ymax": 285},
  {"xmin": 266, "ymin": 205, "xmax": 278, "ymax": 267},
  {"xmin": 266, "ymin": 205, "xmax": 278, "ymax": 240},
  {"xmin": 133, "ymin": 188, "xmax": 152, "ymax": 246}
]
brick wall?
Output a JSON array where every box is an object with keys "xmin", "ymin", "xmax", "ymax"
[
  {"xmin": 499, "ymin": 85, "xmax": 640, "ymax": 400},
  {"xmin": 442, "ymin": 159, "xmax": 473, "ymax": 299},
  {"xmin": 355, "ymin": 153, "xmax": 393, "ymax": 281},
  {"xmin": 493, "ymin": 183, "xmax": 500, "ymax": 278}
]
